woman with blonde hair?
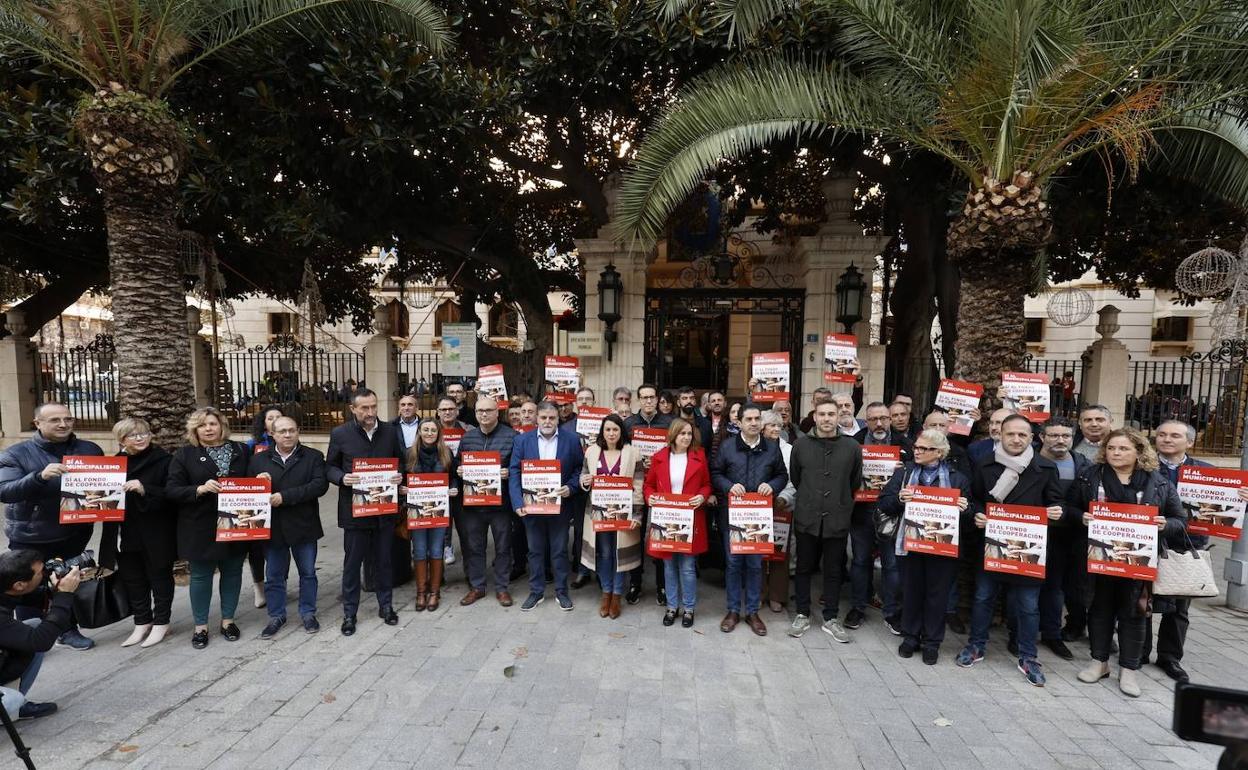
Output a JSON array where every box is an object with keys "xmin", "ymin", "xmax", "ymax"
[
  {"xmin": 167, "ymin": 407, "xmax": 249, "ymax": 649},
  {"xmin": 406, "ymin": 418, "xmax": 456, "ymax": 612},
  {"xmin": 1070, "ymin": 428, "xmax": 1184, "ymax": 697}
]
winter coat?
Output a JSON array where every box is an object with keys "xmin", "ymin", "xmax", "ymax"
[
  {"xmin": 0, "ymin": 432, "xmax": 103, "ymax": 544},
  {"xmin": 325, "ymin": 421, "xmax": 404, "ymax": 531},
  {"xmin": 248, "ymin": 444, "xmax": 329, "ymax": 548},
  {"xmin": 643, "ymin": 447, "xmax": 713, "ymax": 559},
  {"xmin": 787, "ymin": 429, "xmax": 862, "ymax": 539},
  {"xmin": 167, "ymin": 442, "xmax": 250, "ymax": 562},
  {"xmin": 100, "ymin": 445, "xmax": 176, "ymax": 568}
]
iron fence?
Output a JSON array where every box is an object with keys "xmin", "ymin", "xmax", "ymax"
[
  {"xmin": 30, "ymin": 334, "xmax": 119, "ymax": 431},
  {"xmin": 1126, "ymin": 342, "xmax": 1245, "ymax": 456},
  {"xmin": 213, "ymin": 336, "xmax": 365, "ymax": 432},
  {"xmin": 1022, "ymin": 356, "xmax": 1088, "ymax": 419},
  {"xmin": 394, "ymin": 351, "xmax": 448, "ymax": 416}
]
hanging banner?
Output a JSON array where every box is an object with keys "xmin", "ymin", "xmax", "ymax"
[
  {"xmin": 59, "ymin": 456, "xmax": 127, "ymax": 523},
  {"xmin": 935, "ymin": 379, "xmax": 983, "ymax": 436},
  {"xmin": 823, "ymin": 334, "xmax": 860, "ymax": 384},
  {"xmin": 728, "ymin": 493, "xmax": 775, "ymax": 554},
  {"xmin": 461, "ymin": 451, "xmax": 502, "ymax": 506},
  {"xmin": 983, "ymin": 503, "xmax": 1048, "ymax": 579},
  {"xmin": 543, "ymin": 355, "xmax": 580, "ymax": 404},
  {"xmin": 477, "ymin": 364, "xmax": 508, "ymax": 408},
  {"xmin": 1178, "ymin": 466, "xmax": 1248, "ymax": 540},
  {"xmin": 856, "ymin": 445, "xmax": 902, "ymax": 503},
  {"xmin": 440, "ymin": 322, "xmax": 478, "ymax": 377},
  {"xmin": 521, "ymin": 459, "xmax": 563, "ymax": 515},
  {"xmin": 591, "ymin": 475, "xmax": 637, "ymax": 533},
  {"xmin": 902, "ymin": 485, "xmax": 961, "ymax": 558},
  {"xmin": 406, "ymin": 473, "xmax": 451, "ymax": 530},
  {"xmin": 216, "ymin": 478, "xmax": 272, "ymax": 541},
  {"xmin": 647, "ymin": 493, "xmax": 696, "ymax": 553},
  {"xmin": 1087, "ymin": 501, "xmax": 1160, "ymax": 581},
  {"xmin": 351, "ymin": 458, "xmax": 399, "ymax": 517},
  {"xmin": 1001, "ymin": 371, "xmax": 1051, "ymax": 422},
  {"xmin": 751, "ymin": 352, "xmax": 790, "ymax": 403}
]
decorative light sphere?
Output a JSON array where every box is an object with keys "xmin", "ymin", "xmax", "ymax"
[
  {"xmin": 1046, "ymin": 287, "xmax": 1094, "ymax": 326},
  {"xmin": 1176, "ymin": 247, "xmax": 1237, "ymax": 298}
]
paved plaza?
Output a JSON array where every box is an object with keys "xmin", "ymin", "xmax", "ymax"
[{"xmin": 7, "ymin": 498, "xmax": 1248, "ymax": 769}]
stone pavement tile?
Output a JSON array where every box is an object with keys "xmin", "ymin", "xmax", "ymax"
[
  {"xmin": 1045, "ymin": 753, "xmax": 1102, "ymax": 769},
  {"xmin": 1157, "ymin": 743, "xmax": 1224, "ymax": 768},
  {"xmin": 887, "ymin": 739, "xmax": 946, "ymax": 770},
  {"xmin": 1097, "ymin": 724, "xmax": 1166, "ymax": 762}
]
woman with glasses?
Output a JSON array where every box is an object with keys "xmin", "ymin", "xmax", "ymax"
[
  {"xmin": 877, "ymin": 429, "xmax": 972, "ymax": 665},
  {"xmin": 104, "ymin": 418, "xmax": 176, "ymax": 648},
  {"xmin": 407, "ymin": 418, "xmax": 457, "ymax": 612},
  {"xmin": 657, "ymin": 390, "xmax": 676, "ymax": 417}
]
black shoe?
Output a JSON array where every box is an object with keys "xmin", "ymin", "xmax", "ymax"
[
  {"xmin": 625, "ymin": 584, "xmax": 642, "ymax": 605},
  {"xmin": 1007, "ymin": 636, "xmax": 1019, "ymax": 657},
  {"xmin": 922, "ymin": 648, "xmax": 939, "ymax": 666},
  {"xmin": 1158, "ymin": 660, "xmax": 1190, "ymax": 684},
  {"xmin": 191, "ymin": 630, "xmax": 209, "ymax": 649},
  {"xmin": 221, "ymin": 623, "xmax": 241, "ymax": 641},
  {"xmin": 303, "ymin": 616, "xmax": 320, "ymax": 634},
  {"xmin": 682, "ymin": 611, "xmax": 695, "ymax": 628},
  {"xmin": 571, "ymin": 574, "xmax": 592, "ymax": 590},
  {"xmin": 260, "ymin": 618, "xmax": 286, "ymax": 640},
  {"xmin": 844, "ymin": 608, "xmax": 866, "ymax": 630},
  {"xmin": 380, "ymin": 607, "xmax": 399, "ymax": 625},
  {"xmin": 656, "ymin": 588, "xmax": 668, "ymax": 607},
  {"xmin": 17, "ymin": 701, "xmax": 57, "ymax": 720},
  {"xmin": 898, "ymin": 641, "xmax": 918, "ymax": 659},
  {"xmin": 1060, "ymin": 625, "xmax": 1085, "ymax": 642},
  {"xmin": 945, "ymin": 613, "xmax": 966, "ymax": 635},
  {"xmin": 663, "ymin": 609, "xmax": 678, "ymax": 627},
  {"xmin": 341, "ymin": 616, "xmax": 357, "ymax": 636},
  {"xmin": 1044, "ymin": 638, "xmax": 1075, "ymax": 661}
]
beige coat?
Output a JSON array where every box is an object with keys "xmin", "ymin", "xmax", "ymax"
[{"xmin": 579, "ymin": 444, "xmax": 644, "ymax": 574}]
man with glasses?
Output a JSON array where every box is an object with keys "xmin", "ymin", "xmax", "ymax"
[
  {"xmin": 1035, "ymin": 416, "xmax": 1087, "ymax": 661},
  {"xmin": 445, "ymin": 381, "xmax": 477, "ymax": 428},
  {"xmin": 457, "ymin": 400, "xmax": 518, "ymax": 606},
  {"xmin": 623, "ymin": 384, "xmax": 671, "ymax": 604},
  {"xmin": 0, "ymin": 403, "xmax": 104, "ymax": 650},
  {"xmin": 433, "ymin": 396, "xmax": 467, "ymax": 566},
  {"xmin": 611, "ymin": 387, "xmax": 633, "ymax": 420}
]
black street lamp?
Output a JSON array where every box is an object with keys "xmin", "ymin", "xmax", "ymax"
[
  {"xmin": 597, "ymin": 263, "xmax": 623, "ymax": 362},
  {"xmin": 835, "ymin": 262, "xmax": 866, "ymax": 333}
]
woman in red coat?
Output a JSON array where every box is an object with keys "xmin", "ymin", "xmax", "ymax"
[{"xmin": 644, "ymin": 418, "xmax": 712, "ymax": 628}]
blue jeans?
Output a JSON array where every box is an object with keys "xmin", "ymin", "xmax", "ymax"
[
  {"xmin": 849, "ymin": 507, "xmax": 876, "ymax": 612},
  {"xmin": 878, "ymin": 546, "xmax": 900, "ymax": 622},
  {"xmin": 969, "ymin": 571, "xmax": 1041, "ymax": 661},
  {"xmin": 410, "ymin": 526, "xmax": 448, "ymax": 561},
  {"xmin": 664, "ymin": 555, "xmax": 697, "ymax": 611},
  {"xmin": 595, "ymin": 532, "xmax": 628, "ymax": 593},
  {"xmin": 265, "ymin": 541, "xmax": 318, "ymax": 621},
  {"xmin": 724, "ymin": 527, "xmax": 763, "ymax": 615},
  {"xmin": 524, "ymin": 512, "xmax": 571, "ymax": 596},
  {"xmin": 19, "ymin": 619, "xmax": 41, "ymax": 695}
]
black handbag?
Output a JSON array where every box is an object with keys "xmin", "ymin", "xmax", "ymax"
[{"xmin": 72, "ymin": 568, "xmax": 132, "ymax": 629}]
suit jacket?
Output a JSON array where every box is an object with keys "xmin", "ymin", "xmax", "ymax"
[
  {"xmin": 167, "ymin": 442, "xmax": 250, "ymax": 561},
  {"xmin": 248, "ymin": 444, "xmax": 329, "ymax": 548},
  {"xmin": 509, "ymin": 428, "xmax": 585, "ymax": 519},
  {"xmin": 643, "ymin": 447, "xmax": 712, "ymax": 558},
  {"xmin": 326, "ymin": 420, "xmax": 405, "ymax": 530}
]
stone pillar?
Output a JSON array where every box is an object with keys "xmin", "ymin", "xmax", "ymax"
[
  {"xmin": 186, "ymin": 308, "xmax": 215, "ymax": 407},
  {"xmin": 1081, "ymin": 305, "xmax": 1131, "ymax": 425},
  {"xmin": 0, "ymin": 311, "xmax": 37, "ymax": 440},
  {"xmin": 794, "ymin": 175, "xmax": 890, "ymax": 413},
  {"xmin": 365, "ymin": 304, "xmax": 399, "ymax": 422}
]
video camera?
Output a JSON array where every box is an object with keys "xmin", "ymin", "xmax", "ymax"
[
  {"xmin": 1174, "ymin": 683, "xmax": 1248, "ymax": 769},
  {"xmin": 43, "ymin": 550, "xmax": 94, "ymax": 581}
]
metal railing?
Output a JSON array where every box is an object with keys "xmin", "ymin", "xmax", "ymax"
[
  {"xmin": 30, "ymin": 334, "xmax": 119, "ymax": 431},
  {"xmin": 1126, "ymin": 343, "xmax": 1245, "ymax": 456},
  {"xmin": 1022, "ymin": 356, "xmax": 1088, "ymax": 419}
]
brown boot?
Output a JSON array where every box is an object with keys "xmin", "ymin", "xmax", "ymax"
[
  {"xmin": 427, "ymin": 560, "xmax": 443, "ymax": 612},
  {"xmin": 598, "ymin": 593, "xmax": 612, "ymax": 618},
  {"xmin": 609, "ymin": 594, "xmax": 622, "ymax": 619},
  {"xmin": 413, "ymin": 560, "xmax": 428, "ymax": 611}
]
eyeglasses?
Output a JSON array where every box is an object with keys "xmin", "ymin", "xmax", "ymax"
[
  {"xmin": 438, "ymin": 407, "xmax": 457, "ymax": 412},
  {"xmin": 125, "ymin": 433, "xmax": 151, "ymax": 441},
  {"xmin": 914, "ymin": 445, "xmax": 939, "ymax": 452}
]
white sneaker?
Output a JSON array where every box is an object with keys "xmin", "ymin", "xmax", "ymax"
[
  {"xmin": 787, "ymin": 614, "xmax": 811, "ymax": 638},
  {"xmin": 444, "ymin": 545, "xmax": 456, "ymax": 565},
  {"xmin": 822, "ymin": 619, "xmax": 851, "ymax": 643}
]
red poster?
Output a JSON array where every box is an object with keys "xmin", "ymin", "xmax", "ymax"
[
  {"xmin": 728, "ymin": 493, "xmax": 774, "ymax": 554},
  {"xmin": 477, "ymin": 364, "xmax": 508, "ymax": 408},
  {"xmin": 442, "ymin": 427, "xmax": 464, "ymax": 457},
  {"xmin": 216, "ymin": 477, "xmax": 272, "ymax": 541},
  {"xmin": 983, "ymin": 503, "xmax": 1048, "ymax": 579},
  {"xmin": 934, "ymin": 379, "xmax": 982, "ymax": 436},
  {"xmin": 406, "ymin": 473, "xmax": 451, "ymax": 529},
  {"xmin": 857, "ymin": 445, "xmax": 901, "ymax": 502},
  {"xmin": 575, "ymin": 406, "xmax": 612, "ymax": 440},
  {"xmin": 521, "ymin": 459, "xmax": 563, "ymax": 515},
  {"xmin": 751, "ymin": 352, "xmax": 790, "ymax": 403},
  {"xmin": 632, "ymin": 427, "xmax": 668, "ymax": 459},
  {"xmin": 351, "ymin": 458, "xmax": 399, "ymax": 517},
  {"xmin": 1001, "ymin": 371, "xmax": 1051, "ymax": 422},
  {"xmin": 902, "ymin": 485, "xmax": 961, "ymax": 558},
  {"xmin": 544, "ymin": 355, "xmax": 579, "ymax": 404},
  {"xmin": 59, "ymin": 456, "xmax": 127, "ymax": 523},
  {"xmin": 823, "ymin": 333, "xmax": 860, "ymax": 384},
  {"xmin": 461, "ymin": 451, "xmax": 502, "ymax": 506},
  {"xmin": 1178, "ymin": 466, "xmax": 1247, "ymax": 540},
  {"xmin": 590, "ymin": 475, "xmax": 637, "ymax": 532},
  {"xmin": 766, "ymin": 508, "xmax": 793, "ymax": 563},
  {"xmin": 1087, "ymin": 501, "xmax": 1159, "ymax": 581},
  {"xmin": 648, "ymin": 493, "xmax": 696, "ymax": 553}
]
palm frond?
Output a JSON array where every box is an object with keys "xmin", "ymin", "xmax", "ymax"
[
  {"xmin": 825, "ymin": 0, "xmax": 959, "ymax": 90},
  {"xmin": 648, "ymin": 0, "xmax": 700, "ymax": 22},
  {"xmin": 1150, "ymin": 105, "xmax": 1248, "ymax": 209}
]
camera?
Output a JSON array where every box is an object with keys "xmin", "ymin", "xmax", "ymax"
[
  {"xmin": 44, "ymin": 550, "xmax": 95, "ymax": 580},
  {"xmin": 1174, "ymin": 683, "xmax": 1248, "ymax": 770}
]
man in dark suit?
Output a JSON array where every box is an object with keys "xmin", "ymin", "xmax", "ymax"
[
  {"xmin": 251, "ymin": 417, "xmax": 329, "ymax": 638},
  {"xmin": 509, "ymin": 401, "xmax": 585, "ymax": 611},
  {"xmin": 326, "ymin": 389, "xmax": 405, "ymax": 636},
  {"xmin": 1034, "ymin": 415, "xmax": 1089, "ymax": 660}
]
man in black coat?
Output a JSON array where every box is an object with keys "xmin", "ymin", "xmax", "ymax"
[
  {"xmin": 0, "ymin": 402, "xmax": 102, "ymax": 650},
  {"xmin": 0, "ymin": 549, "xmax": 83, "ymax": 719},
  {"xmin": 957, "ymin": 415, "xmax": 1065, "ymax": 688},
  {"xmin": 457, "ymin": 401, "xmax": 518, "ymax": 607},
  {"xmin": 326, "ymin": 389, "xmax": 405, "ymax": 636},
  {"xmin": 252, "ymin": 417, "xmax": 329, "ymax": 638},
  {"xmin": 1034, "ymin": 416, "xmax": 1090, "ymax": 661}
]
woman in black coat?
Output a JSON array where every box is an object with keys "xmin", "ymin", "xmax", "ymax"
[
  {"xmin": 103, "ymin": 417, "xmax": 177, "ymax": 648},
  {"xmin": 167, "ymin": 407, "xmax": 249, "ymax": 650},
  {"xmin": 1070, "ymin": 428, "xmax": 1185, "ymax": 698},
  {"xmin": 878, "ymin": 429, "xmax": 973, "ymax": 665}
]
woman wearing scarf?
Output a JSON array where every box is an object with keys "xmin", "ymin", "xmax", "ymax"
[
  {"xmin": 1070, "ymin": 428, "xmax": 1184, "ymax": 698},
  {"xmin": 407, "ymin": 418, "xmax": 456, "ymax": 612},
  {"xmin": 878, "ymin": 429, "xmax": 971, "ymax": 665},
  {"xmin": 578, "ymin": 414, "xmax": 643, "ymax": 619}
]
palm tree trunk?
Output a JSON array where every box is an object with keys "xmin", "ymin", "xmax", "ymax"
[
  {"xmin": 77, "ymin": 92, "xmax": 193, "ymax": 448},
  {"xmin": 952, "ymin": 253, "xmax": 1030, "ymax": 394}
]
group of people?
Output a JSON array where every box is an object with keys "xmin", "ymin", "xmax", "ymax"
[{"xmin": 0, "ymin": 379, "xmax": 1236, "ymax": 717}]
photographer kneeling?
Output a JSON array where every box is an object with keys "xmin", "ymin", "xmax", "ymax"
[{"xmin": 0, "ymin": 550, "xmax": 82, "ymax": 720}]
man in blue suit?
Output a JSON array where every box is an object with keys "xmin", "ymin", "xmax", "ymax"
[{"xmin": 510, "ymin": 401, "xmax": 585, "ymax": 611}]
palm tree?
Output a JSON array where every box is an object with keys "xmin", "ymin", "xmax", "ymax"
[
  {"xmin": 1, "ymin": 1, "xmax": 450, "ymax": 446},
  {"xmin": 618, "ymin": 0, "xmax": 1248, "ymax": 388}
]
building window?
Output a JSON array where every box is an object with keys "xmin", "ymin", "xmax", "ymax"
[
  {"xmin": 489, "ymin": 303, "xmax": 520, "ymax": 337},
  {"xmin": 433, "ymin": 300, "xmax": 461, "ymax": 337},
  {"xmin": 1152, "ymin": 316, "xmax": 1192, "ymax": 342},
  {"xmin": 1024, "ymin": 318, "xmax": 1044, "ymax": 343},
  {"xmin": 268, "ymin": 312, "xmax": 295, "ymax": 336},
  {"xmin": 385, "ymin": 300, "xmax": 409, "ymax": 338}
]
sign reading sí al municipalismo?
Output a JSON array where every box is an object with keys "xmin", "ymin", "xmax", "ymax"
[
  {"xmin": 575, "ymin": 406, "xmax": 611, "ymax": 440},
  {"xmin": 1001, "ymin": 371, "xmax": 1051, "ymax": 422},
  {"xmin": 823, "ymin": 333, "xmax": 860, "ymax": 384},
  {"xmin": 984, "ymin": 503, "xmax": 1048, "ymax": 579},
  {"xmin": 216, "ymin": 477, "xmax": 271, "ymax": 541},
  {"xmin": 543, "ymin": 355, "xmax": 579, "ymax": 404},
  {"xmin": 728, "ymin": 493, "xmax": 774, "ymax": 554},
  {"xmin": 1178, "ymin": 466, "xmax": 1247, "ymax": 540},
  {"xmin": 351, "ymin": 458, "xmax": 399, "ymax": 517},
  {"xmin": 631, "ymin": 427, "xmax": 668, "ymax": 459},
  {"xmin": 591, "ymin": 475, "xmax": 637, "ymax": 532},
  {"xmin": 902, "ymin": 485, "xmax": 961, "ymax": 558},
  {"xmin": 521, "ymin": 459, "xmax": 562, "ymax": 515},
  {"xmin": 1087, "ymin": 501, "xmax": 1159, "ymax": 581},
  {"xmin": 60, "ymin": 456, "xmax": 126, "ymax": 523},
  {"xmin": 751, "ymin": 352, "xmax": 790, "ymax": 402},
  {"xmin": 935, "ymin": 378, "xmax": 983, "ymax": 436},
  {"xmin": 461, "ymin": 451, "xmax": 502, "ymax": 506},
  {"xmin": 440, "ymin": 322, "xmax": 477, "ymax": 377},
  {"xmin": 857, "ymin": 445, "xmax": 901, "ymax": 503},
  {"xmin": 476, "ymin": 364, "xmax": 508, "ymax": 408},
  {"xmin": 647, "ymin": 493, "xmax": 696, "ymax": 553},
  {"xmin": 442, "ymin": 427, "xmax": 464, "ymax": 457},
  {"xmin": 406, "ymin": 473, "xmax": 451, "ymax": 530}
]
